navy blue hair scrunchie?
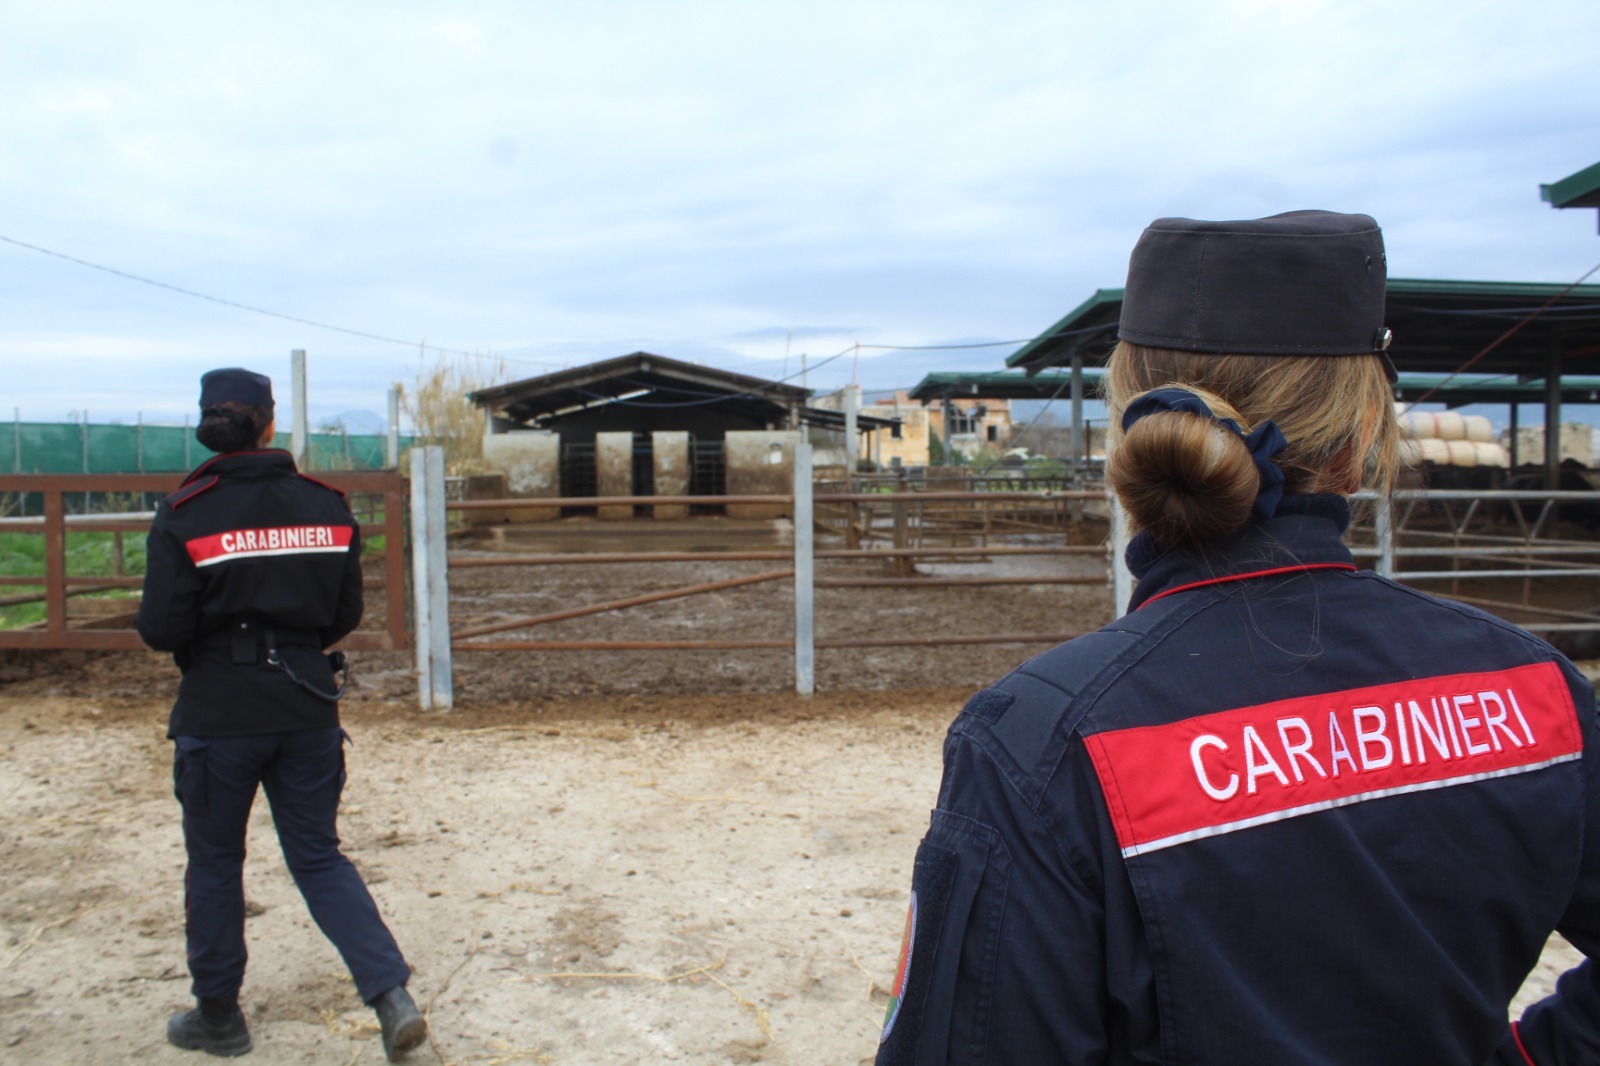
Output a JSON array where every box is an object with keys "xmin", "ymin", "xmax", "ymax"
[{"xmin": 1121, "ymin": 387, "xmax": 1287, "ymax": 522}]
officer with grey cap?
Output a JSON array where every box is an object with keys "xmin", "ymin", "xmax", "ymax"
[
  {"xmin": 876, "ymin": 211, "xmax": 1600, "ymax": 1064},
  {"xmin": 138, "ymin": 368, "xmax": 428, "ymax": 1061}
]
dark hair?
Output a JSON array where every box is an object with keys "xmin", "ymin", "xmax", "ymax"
[{"xmin": 196, "ymin": 404, "xmax": 271, "ymax": 454}]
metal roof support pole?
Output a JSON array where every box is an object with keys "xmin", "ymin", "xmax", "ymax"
[
  {"xmin": 1070, "ymin": 354, "xmax": 1085, "ymax": 474},
  {"xmin": 291, "ymin": 349, "xmax": 309, "ymax": 468},
  {"xmin": 1544, "ymin": 336, "xmax": 1562, "ymax": 493},
  {"xmin": 793, "ymin": 441, "xmax": 814, "ymax": 697},
  {"xmin": 410, "ymin": 445, "xmax": 454, "ymax": 711},
  {"xmin": 1509, "ymin": 402, "xmax": 1520, "ymax": 468},
  {"xmin": 941, "ymin": 397, "xmax": 953, "ymax": 466}
]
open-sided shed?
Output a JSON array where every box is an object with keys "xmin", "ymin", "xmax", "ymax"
[
  {"xmin": 1004, "ymin": 279, "xmax": 1600, "ymax": 486},
  {"xmin": 464, "ymin": 352, "xmax": 896, "ymax": 511}
]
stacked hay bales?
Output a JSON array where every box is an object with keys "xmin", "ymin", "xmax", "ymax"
[{"xmin": 1396, "ymin": 407, "xmax": 1508, "ymax": 468}]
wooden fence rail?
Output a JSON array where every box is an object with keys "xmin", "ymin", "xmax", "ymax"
[{"xmin": 0, "ymin": 472, "xmax": 410, "ymax": 651}]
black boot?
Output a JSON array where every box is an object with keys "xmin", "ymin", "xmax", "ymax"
[
  {"xmin": 371, "ymin": 984, "xmax": 427, "ymax": 1061},
  {"xmin": 167, "ymin": 997, "xmax": 252, "ymax": 1057}
]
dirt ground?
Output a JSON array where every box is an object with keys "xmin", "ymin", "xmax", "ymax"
[
  {"xmin": 0, "ymin": 524, "xmax": 1589, "ymax": 1064},
  {"xmin": 1, "ymin": 683, "xmax": 961, "ymax": 1065},
  {"xmin": 0, "ymin": 678, "xmax": 1585, "ymax": 1066}
]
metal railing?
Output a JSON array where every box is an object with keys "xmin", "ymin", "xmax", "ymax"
[
  {"xmin": 409, "ymin": 445, "xmax": 1108, "ymax": 700},
  {"xmin": 1353, "ymin": 488, "xmax": 1600, "ymax": 635}
]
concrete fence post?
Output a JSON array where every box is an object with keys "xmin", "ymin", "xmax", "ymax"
[
  {"xmin": 844, "ymin": 385, "xmax": 858, "ymax": 486},
  {"xmin": 387, "ymin": 386, "xmax": 401, "ymax": 469},
  {"xmin": 410, "ymin": 445, "xmax": 453, "ymax": 710},
  {"xmin": 793, "ymin": 441, "xmax": 815, "ymax": 696},
  {"xmin": 1376, "ymin": 495, "xmax": 1396, "ymax": 578},
  {"xmin": 291, "ymin": 349, "xmax": 309, "ymax": 468}
]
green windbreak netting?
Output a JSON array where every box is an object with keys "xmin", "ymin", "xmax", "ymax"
[{"xmin": 1, "ymin": 422, "xmax": 414, "ymax": 474}]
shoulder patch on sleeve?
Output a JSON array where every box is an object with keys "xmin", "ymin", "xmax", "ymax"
[
  {"xmin": 164, "ymin": 475, "xmax": 218, "ymax": 510},
  {"xmin": 959, "ymin": 689, "xmax": 1013, "ymax": 725}
]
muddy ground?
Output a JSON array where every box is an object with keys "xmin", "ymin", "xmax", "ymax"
[{"xmin": 0, "ymin": 523, "xmax": 1588, "ymax": 1063}]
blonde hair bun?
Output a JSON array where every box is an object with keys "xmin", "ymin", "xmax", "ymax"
[{"xmin": 1106, "ymin": 387, "xmax": 1260, "ymax": 547}]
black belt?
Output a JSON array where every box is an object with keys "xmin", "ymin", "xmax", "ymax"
[
  {"xmin": 195, "ymin": 618, "xmax": 322, "ymax": 662},
  {"xmin": 195, "ymin": 618, "xmax": 348, "ymax": 703}
]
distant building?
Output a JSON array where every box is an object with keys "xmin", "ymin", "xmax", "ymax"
[{"xmin": 812, "ymin": 388, "xmax": 1013, "ymax": 468}]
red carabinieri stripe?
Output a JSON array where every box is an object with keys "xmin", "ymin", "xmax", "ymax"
[
  {"xmin": 185, "ymin": 525, "xmax": 353, "ymax": 567},
  {"xmin": 1084, "ymin": 662, "xmax": 1580, "ymax": 857},
  {"xmin": 1139, "ymin": 563, "xmax": 1357, "ymax": 609}
]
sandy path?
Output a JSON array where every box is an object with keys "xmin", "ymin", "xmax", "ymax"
[
  {"xmin": 0, "ymin": 687, "xmax": 1580, "ymax": 1065},
  {"xmin": 0, "ymin": 691, "xmax": 949, "ymax": 1065}
]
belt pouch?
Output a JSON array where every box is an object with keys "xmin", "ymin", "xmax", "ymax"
[{"xmin": 230, "ymin": 619, "xmax": 259, "ymax": 665}]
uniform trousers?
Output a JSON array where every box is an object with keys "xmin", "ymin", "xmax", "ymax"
[{"xmin": 172, "ymin": 727, "xmax": 411, "ymax": 1004}]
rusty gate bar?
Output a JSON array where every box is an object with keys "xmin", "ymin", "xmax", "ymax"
[
  {"xmin": 447, "ymin": 544, "xmax": 1104, "ymax": 569},
  {"xmin": 451, "ymin": 494, "xmax": 792, "ymax": 510},
  {"xmin": 462, "ymin": 633, "xmax": 1089, "ymax": 652},
  {"xmin": 815, "ymin": 576, "xmax": 1106, "ymax": 588},
  {"xmin": 0, "ymin": 471, "xmax": 409, "ymax": 652},
  {"xmin": 439, "ymin": 485, "xmax": 1111, "ymax": 674},
  {"xmin": 452, "ymin": 569, "xmax": 796, "ymax": 640},
  {"xmin": 444, "ymin": 489, "xmax": 1104, "ymax": 513}
]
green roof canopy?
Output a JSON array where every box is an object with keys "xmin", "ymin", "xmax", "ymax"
[
  {"xmin": 906, "ymin": 369, "xmax": 1099, "ymax": 402},
  {"xmin": 1007, "ymin": 279, "xmax": 1600, "ymax": 379},
  {"xmin": 1541, "ymin": 160, "xmax": 1600, "ymax": 210}
]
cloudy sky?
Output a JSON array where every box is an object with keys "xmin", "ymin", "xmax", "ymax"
[{"xmin": 3, "ymin": 0, "xmax": 1598, "ymax": 431}]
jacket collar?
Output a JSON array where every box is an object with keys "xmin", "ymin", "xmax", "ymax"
[
  {"xmin": 1125, "ymin": 494, "xmax": 1356, "ymax": 612},
  {"xmin": 180, "ymin": 448, "xmax": 299, "ymax": 486}
]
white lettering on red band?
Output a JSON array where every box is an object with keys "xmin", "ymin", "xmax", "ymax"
[
  {"xmin": 1085, "ymin": 662, "xmax": 1581, "ymax": 858},
  {"xmin": 185, "ymin": 525, "xmax": 353, "ymax": 567}
]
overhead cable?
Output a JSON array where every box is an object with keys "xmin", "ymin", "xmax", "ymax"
[
  {"xmin": 0, "ymin": 233, "xmax": 562, "ymax": 367},
  {"xmin": 1406, "ymin": 258, "xmax": 1600, "ymax": 409}
]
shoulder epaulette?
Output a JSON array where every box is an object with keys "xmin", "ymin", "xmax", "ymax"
[
  {"xmin": 296, "ymin": 472, "xmax": 348, "ymax": 498},
  {"xmin": 164, "ymin": 474, "xmax": 219, "ymax": 510}
]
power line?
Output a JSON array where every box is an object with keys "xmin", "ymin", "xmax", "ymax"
[
  {"xmin": 0, "ymin": 231, "xmax": 1117, "ymax": 384},
  {"xmin": 0, "ymin": 232, "xmax": 564, "ymax": 366}
]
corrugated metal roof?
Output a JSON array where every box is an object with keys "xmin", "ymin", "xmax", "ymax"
[
  {"xmin": 1007, "ymin": 279, "xmax": 1600, "ymax": 378},
  {"xmin": 468, "ymin": 351, "xmax": 809, "ymax": 426}
]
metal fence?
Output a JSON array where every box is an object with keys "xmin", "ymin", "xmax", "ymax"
[
  {"xmin": 403, "ymin": 445, "xmax": 1111, "ymax": 705},
  {"xmin": 1352, "ymin": 488, "xmax": 1600, "ymax": 636},
  {"xmin": 0, "ymin": 472, "xmax": 410, "ymax": 651},
  {"xmin": 9, "ymin": 453, "xmax": 1600, "ymax": 704}
]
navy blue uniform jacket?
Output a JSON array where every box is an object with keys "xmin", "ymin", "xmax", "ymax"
[
  {"xmin": 136, "ymin": 450, "xmax": 363, "ymax": 738},
  {"xmin": 877, "ymin": 496, "xmax": 1600, "ymax": 1065}
]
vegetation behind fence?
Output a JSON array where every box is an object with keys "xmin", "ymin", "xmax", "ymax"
[{"xmin": 3, "ymin": 420, "xmax": 413, "ymax": 474}]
